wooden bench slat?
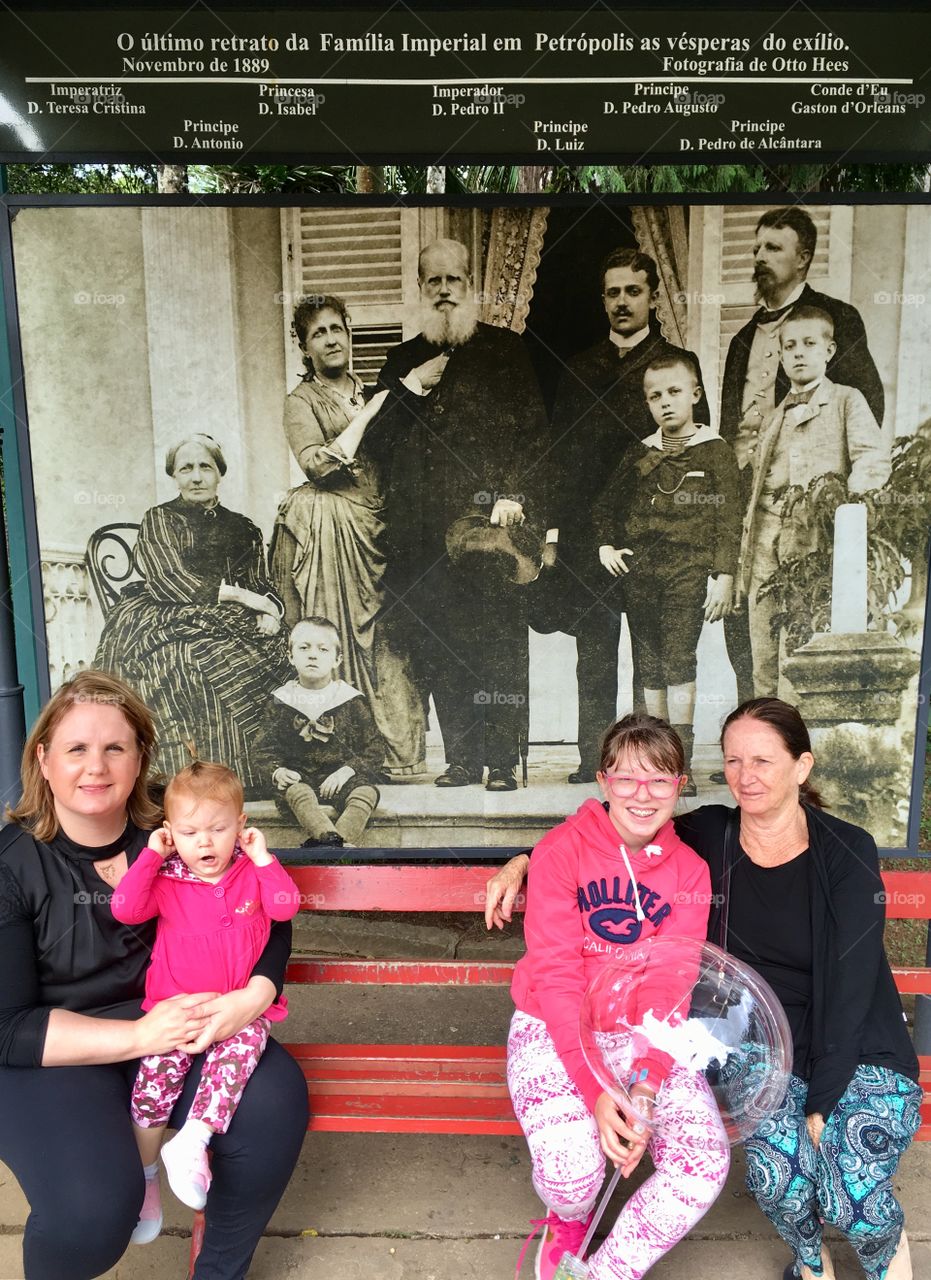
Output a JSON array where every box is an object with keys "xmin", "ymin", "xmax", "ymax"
[
  {"xmin": 286, "ymin": 958, "xmax": 515, "ymax": 985},
  {"xmin": 309, "ymin": 1116, "xmax": 523, "ymax": 1134},
  {"xmin": 288, "ymin": 864, "xmax": 525, "ymax": 913},
  {"xmin": 286, "ymin": 1042, "xmax": 507, "ymax": 1062},
  {"xmin": 891, "ymin": 967, "xmax": 931, "ymax": 995},
  {"xmin": 302, "ymin": 1061, "xmax": 508, "ymax": 1082},
  {"xmin": 878, "ymin": 872, "xmax": 931, "ymax": 918}
]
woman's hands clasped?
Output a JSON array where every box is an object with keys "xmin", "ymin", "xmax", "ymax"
[{"xmin": 134, "ymin": 991, "xmax": 219, "ymax": 1058}]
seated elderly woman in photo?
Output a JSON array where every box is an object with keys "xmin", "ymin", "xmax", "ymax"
[
  {"xmin": 485, "ymin": 698, "xmax": 920, "ymax": 1280},
  {"xmin": 269, "ymin": 293, "xmax": 426, "ymax": 778},
  {"xmin": 95, "ymin": 433, "xmax": 288, "ymax": 791}
]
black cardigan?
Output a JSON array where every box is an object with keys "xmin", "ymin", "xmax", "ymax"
[{"xmin": 675, "ymin": 804, "xmax": 918, "ymax": 1119}]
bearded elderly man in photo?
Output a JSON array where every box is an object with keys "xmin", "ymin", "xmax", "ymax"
[{"xmin": 368, "ymin": 238, "xmax": 547, "ymax": 793}]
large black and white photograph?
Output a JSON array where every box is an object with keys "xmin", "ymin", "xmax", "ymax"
[{"xmin": 8, "ymin": 199, "xmax": 931, "ymax": 848}]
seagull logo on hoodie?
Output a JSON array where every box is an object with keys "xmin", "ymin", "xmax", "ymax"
[{"xmin": 577, "ymin": 874, "xmax": 673, "ymax": 943}]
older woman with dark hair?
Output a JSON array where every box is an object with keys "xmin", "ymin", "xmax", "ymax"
[
  {"xmin": 269, "ymin": 294, "xmax": 426, "ymax": 777},
  {"xmin": 0, "ymin": 671, "xmax": 307, "ymax": 1279},
  {"xmin": 95, "ymin": 433, "xmax": 288, "ymax": 790},
  {"xmin": 485, "ymin": 698, "xmax": 920, "ymax": 1280}
]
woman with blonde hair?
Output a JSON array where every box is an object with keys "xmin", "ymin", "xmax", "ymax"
[{"xmin": 0, "ymin": 670, "xmax": 307, "ymax": 1279}]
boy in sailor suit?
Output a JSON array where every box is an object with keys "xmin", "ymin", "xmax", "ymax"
[
  {"xmin": 594, "ymin": 354, "xmax": 742, "ymax": 793},
  {"xmin": 257, "ymin": 616, "xmax": 384, "ymax": 847}
]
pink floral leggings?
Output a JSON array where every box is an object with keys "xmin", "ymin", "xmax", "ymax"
[
  {"xmin": 131, "ymin": 1016, "xmax": 271, "ymax": 1135},
  {"xmin": 507, "ymin": 1011, "xmax": 730, "ymax": 1280}
]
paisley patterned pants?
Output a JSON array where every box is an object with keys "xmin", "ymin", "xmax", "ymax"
[
  {"xmin": 745, "ymin": 1065, "xmax": 921, "ymax": 1279},
  {"xmin": 507, "ymin": 1011, "xmax": 730, "ymax": 1280},
  {"xmin": 131, "ymin": 1016, "xmax": 271, "ymax": 1134}
]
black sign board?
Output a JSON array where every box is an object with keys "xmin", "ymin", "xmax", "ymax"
[{"xmin": 0, "ymin": 7, "xmax": 929, "ymax": 163}]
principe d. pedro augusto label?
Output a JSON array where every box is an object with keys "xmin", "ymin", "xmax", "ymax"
[{"xmin": 0, "ymin": 8, "xmax": 928, "ymax": 163}]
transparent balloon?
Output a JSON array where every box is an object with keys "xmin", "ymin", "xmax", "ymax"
[{"xmin": 580, "ymin": 935, "xmax": 792, "ymax": 1144}]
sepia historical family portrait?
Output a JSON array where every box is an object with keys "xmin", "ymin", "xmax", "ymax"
[{"xmin": 8, "ymin": 199, "xmax": 931, "ymax": 848}]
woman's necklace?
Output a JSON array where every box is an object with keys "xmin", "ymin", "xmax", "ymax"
[
  {"xmin": 95, "ymin": 857, "xmax": 123, "ymax": 883},
  {"xmin": 315, "ymin": 372, "xmax": 362, "ymax": 407}
]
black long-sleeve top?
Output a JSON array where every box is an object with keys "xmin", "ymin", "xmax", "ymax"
[
  {"xmin": 0, "ymin": 822, "xmax": 290, "ymax": 1067},
  {"xmin": 675, "ymin": 804, "xmax": 919, "ymax": 1119}
]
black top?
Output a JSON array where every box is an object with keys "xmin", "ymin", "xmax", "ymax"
[
  {"xmin": 0, "ymin": 822, "xmax": 291, "ymax": 1068},
  {"xmin": 544, "ymin": 322, "xmax": 710, "ymax": 545},
  {"xmin": 727, "ymin": 849, "xmax": 813, "ymax": 1078},
  {"xmin": 674, "ymin": 804, "xmax": 918, "ymax": 1119}
]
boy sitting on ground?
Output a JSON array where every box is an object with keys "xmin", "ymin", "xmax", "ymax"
[{"xmin": 257, "ymin": 615, "xmax": 385, "ymax": 848}]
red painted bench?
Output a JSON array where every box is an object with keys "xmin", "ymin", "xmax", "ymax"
[
  {"xmin": 281, "ymin": 864, "xmax": 931, "ymax": 1137},
  {"xmin": 187, "ymin": 862, "xmax": 931, "ymax": 1275}
]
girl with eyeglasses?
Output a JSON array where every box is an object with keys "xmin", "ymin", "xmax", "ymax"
[{"xmin": 508, "ymin": 712, "xmax": 729, "ymax": 1280}]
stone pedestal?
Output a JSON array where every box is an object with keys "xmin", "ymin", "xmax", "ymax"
[
  {"xmin": 783, "ymin": 632, "xmax": 919, "ymax": 847},
  {"xmin": 783, "ymin": 632, "xmax": 919, "ymax": 726},
  {"xmin": 785, "ymin": 630, "xmax": 928, "ymax": 1050}
]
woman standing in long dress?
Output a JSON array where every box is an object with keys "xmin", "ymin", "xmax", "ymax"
[{"xmin": 270, "ymin": 295, "xmax": 426, "ymax": 777}]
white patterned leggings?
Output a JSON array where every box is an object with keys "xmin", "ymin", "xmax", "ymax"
[{"xmin": 507, "ymin": 1011, "xmax": 730, "ymax": 1280}]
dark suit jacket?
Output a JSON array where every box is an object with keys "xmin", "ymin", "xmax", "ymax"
[
  {"xmin": 369, "ymin": 322, "xmax": 547, "ymax": 586},
  {"xmin": 720, "ymin": 282, "xmax": 884, "ymax": 443},
  {"xmin": 545, "ymin": 322, "xmax": 709, "ymax": 548}
]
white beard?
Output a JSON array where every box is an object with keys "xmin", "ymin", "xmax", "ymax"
[{"xmin": 418, "ymin": 296, "xmax": 479, "ymax": 347}]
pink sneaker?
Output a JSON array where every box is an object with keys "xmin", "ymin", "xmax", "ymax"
[
  {"xmin": 161, "ymin": 1133, "xmax": 212, "ymax": 1210},
  {"xmin": 515, "ymin": 1212, "xmax": 592, "ymax": 1280},
  {"xmin": 130, "ymin": 1173, "xmax": 162, "ymax": 1245}
]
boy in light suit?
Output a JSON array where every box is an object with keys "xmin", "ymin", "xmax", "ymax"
[{"xmin": 740, "ymin": 305, "xmax": 890, "ymax": 695}]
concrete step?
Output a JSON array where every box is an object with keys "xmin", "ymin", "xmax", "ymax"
[
  {"xmin": 247, "ymin": 745, "xmax": 732, "ymax": 850},
  {"xmin": 1, "ymin": 1134, "xmax": 929, "ymax": 1279}
]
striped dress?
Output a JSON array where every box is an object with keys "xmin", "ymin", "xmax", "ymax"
[{"xmin": 95, "ymin": 496, "xmax": 289, "ymax": 791}]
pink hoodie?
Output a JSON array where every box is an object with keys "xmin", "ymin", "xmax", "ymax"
[
  {"xmin": 112, "ymin": 846, "xmax": 300, "ymax": 1021},
  {"xmin": 511, "ymin": 799, "xmax": 712, "ymax": 1112}
]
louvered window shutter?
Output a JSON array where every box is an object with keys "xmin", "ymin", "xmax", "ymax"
[{"xmin": 281, "ymin": 208, "xmax": 420, "ymax": 385}]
